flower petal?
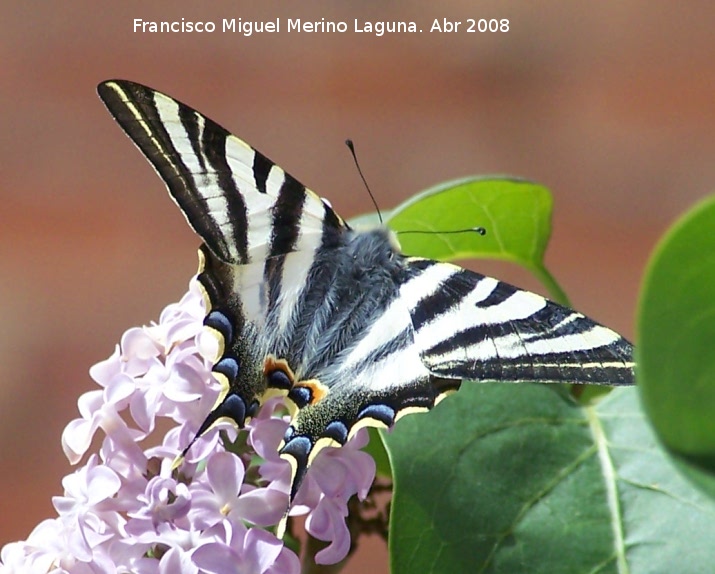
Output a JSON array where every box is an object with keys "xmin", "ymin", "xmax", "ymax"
[
  {"xmin": 234, "ymin": 487, "xmax": 288, "ymax": 526},
  {"xmin": 206, "ymin": 452, "xmax": 244, "ymax": 503},
  {"xmin": 191, "ymin": 542, "xmax": 240, "ymax": 574}
]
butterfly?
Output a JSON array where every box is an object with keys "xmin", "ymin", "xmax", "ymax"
[{"xmin": 97, "ymin": 79, "xmax": 635, "ymax": 505}]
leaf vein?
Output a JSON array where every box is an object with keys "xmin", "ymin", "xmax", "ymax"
[{"xmin": 586, "ymin": 405, "xmax": 630, "ymax": 574}]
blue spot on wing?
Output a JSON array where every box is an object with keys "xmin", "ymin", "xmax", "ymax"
[
  {"xmin": 283, "ymin": 425, "xmax": 296, "ymax": 443},
  {"xmin": 324, "ymin": 420, "xmax": 349, "ymax": 444},
  {"xmin": 288, "ymin": 386, "xmax": 312, "ymax": 408},
  {"xmin": 220, "ymin": 394, "xmax": 247, "ymax": 427},
  {"xmin": 268, "ymin": 369, "xmax": 292, "ymax": 390},
  {"xmin": 181, "ymin": 392, "xmax": 248, "ymax": 458},
  {"xmin": 204, "ymin": 310, "xmax": 234, "ymax": 344},
  {"xmin": 214, "ymin": 356, "xmax": 240, "ymax": 383},
  {"xmin": 358, "ymin": 403, "xmax": 396, "ymax": 427}
]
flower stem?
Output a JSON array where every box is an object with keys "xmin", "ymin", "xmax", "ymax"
[{"xmin": 530, "ymin": 263, "xmax": 571, "ymax": 307}]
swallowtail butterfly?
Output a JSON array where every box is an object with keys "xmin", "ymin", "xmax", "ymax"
[{"xmin": 98, "ymin": 80, "xmax": 635, "ymax": 505}]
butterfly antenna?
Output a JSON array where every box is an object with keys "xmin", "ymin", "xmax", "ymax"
[
  {"xmin": 346, "ymin": 139, "xmax": 383, "ymax": 224},
  {"xmin": 397, "ymin": 226, "xmax": 487, "ymax": 236},
  {"xmin": 398, "ymin": 227, "xmax": 487, "ymax": 237}
]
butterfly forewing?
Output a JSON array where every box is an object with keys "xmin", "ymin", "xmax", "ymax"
[
  {"xmin": 98, "ymin": 79, "xmax": 635, "ymax": 507},
  {"xmin": 400, "ymin": 258, "xmax": 634, "ymax": 385},
  {"xmin": 98, "ymin": 80, "xmax": 346, "ymax": 266}
]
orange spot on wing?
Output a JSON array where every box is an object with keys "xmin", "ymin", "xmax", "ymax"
[
  {"xmin": 294, "ymin": 379, "xmax": 330, "ymax": 405},
  {"xmin": 263, "ymin": 355, "xmax": 296, "ymax": 383}
]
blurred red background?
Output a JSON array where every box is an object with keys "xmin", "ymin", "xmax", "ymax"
[{"xmin": 2, "ymin": 1, "xmax": 715, "ymax": 571}]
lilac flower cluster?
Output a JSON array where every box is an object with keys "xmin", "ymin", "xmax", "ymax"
[{"xmin": 1, "ymin": 280, "xmax": 376, "ymax": 573}]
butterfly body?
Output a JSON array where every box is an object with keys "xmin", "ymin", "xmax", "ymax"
[{"xmin": 98, "ymin": 80, "xmax": 635, "ymax": 501}]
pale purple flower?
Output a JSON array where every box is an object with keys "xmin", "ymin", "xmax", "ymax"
[
  {"xmin": 247, "ymin": 398, "xmax": 294, "ymax": 487},
  {"xmin": 126, "ymin": 476, "xmax": 192, "ymax": 531},
  {"xmin": 298, "ymin": 428, "xmax": 376, "ymax": 564},
  {"xmin": 1, "ymin": 278, "xmax": 379, "ymax": 572},
  {"xmin": 0, "ymin": 517, "xmax": 116, "ymax": 574},
  {"xmin": 192, "ymin": 522, "xmax": 300, "ymax": 574},
  {"xmin": 61, "ymin": 394, "xmax": 145, "ymax": 469},
  {"xmin": 188, "ymin": 451, "xmax": 287, "ymax": 529},
  {"xmin": 157, "ymin": 546, "xmax": 198, "ymax": 574},
  {"xmin": 52, "ymin": 454, "xmax": 124, "ymax": 563},
  {"xmin": 0, "ymin": 520, "xmax": 68, "ymax": 573}
]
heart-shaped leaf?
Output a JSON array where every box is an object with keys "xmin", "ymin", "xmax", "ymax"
[{"xmin": 387, "ymin": 177, "xmax": 569, "ymax": 304}]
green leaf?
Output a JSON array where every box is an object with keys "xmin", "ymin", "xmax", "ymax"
[
  {"xmin": 385, "ymin": 383, "xmax": 715, "ymax": 574},
  {"xmin": 638, "ymin": 195, "xmax": 715, "ymax": 496},
  {"xmin": 386, "ymin": 177, "xmax": 569, "ymax": 305},
  {"xmin": 366, "ymin": 427, "xmax": 392, "ymax": 479}
]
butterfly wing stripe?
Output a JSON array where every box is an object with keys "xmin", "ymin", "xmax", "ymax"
[
  {"xmin": 261, "ymin": 175, "xmax": 308, "ymax": 326},
  {"xmin": 269, "ymin": 174, "xmax": 308, "ymax": 257},
  {"xmin": 322, "ymin": 200, "xmax": 347, "ymax": 236},
  {"xmin": 197, "ymin": 128, "xmax": 252, "ymax": 264},
  {"xmin": 288, "ymin": 259, "xmax": 339, "ymax": 362},
  {"xmin": 178, "ymin": 102, "xmax": 204, "ymax": 166},
  {"xmin": 251, "ymin": 149, "xmax": 273, "ymax": 195},
  {"xmin": 435, "ymin": 353, "xmax": 632, "ymax": 384},
  {"xmin": 231, "ymin": 260, "xmax": 267, "ymax": 325},
  {"xmin": 411, "ymin": 281, "xmax": 546, "ymax": 354},
  {"xmin": 424, "ymin": 307, "xmax": 632, "ymax": 382},
  {"xmin": 428, "ymin": 323, "xmax": 621, "ymax": 367},
  {"xmin": 341, "ymin": 297, "xmax": 413, "ymax": 370},
  {"xmin": 398, "ymin": 259, "xmax": 489, "ymax": 310},
  {"xmin": 410, "ymin": 269, "xmax": 479, "ymax": 331},
  {"xmin": 517, "ymin": 307, "xmax": 581, "ymax": 340},
  {"xmin": 299, "ymin": 275, "xmax": 394, "ymax": 377},
  {"xmin": 355, "ymin": 344, "xmax": 431, "ymax": 393},
  {"xmin": 422, "ymin": 303, "xmax": 584, "ymax": 358},
  {"xmin": 152, "ymin": 85, "xmax": 234, "ymax": 255},
  {"xmin": 343, "ymin": 327, "xmax": 414, "ymax": 383},
  {"xmin": 418, "ymin": 300, "xmax": 631, "ymax": 385},
  {"xmin": 273, "ymin": 250, "xmax": 317, "ymax": 337},
  {"xmin": 176, "ymin": 108, "xmax": 251, "ymax": 264},
  {"xmin": 274, "ymin": 204, "xmax": 327, "ymax": 334},
  {"xmin": 263, "ymin": 163, "xmax": 287, "ymax": 196}
]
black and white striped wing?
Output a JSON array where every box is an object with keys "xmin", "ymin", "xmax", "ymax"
[
  {"xmin": 401, "ymin": 258, "xmax": 634, "ymax": 385},
  {"xmin": 97, "ymin": 80, "xmax": 346, "ymax": 267}
]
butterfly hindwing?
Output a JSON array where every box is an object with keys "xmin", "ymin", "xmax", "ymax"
[{"xmin": 99, "ymin": 80, "xmax": 635, "ymax": 509}]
